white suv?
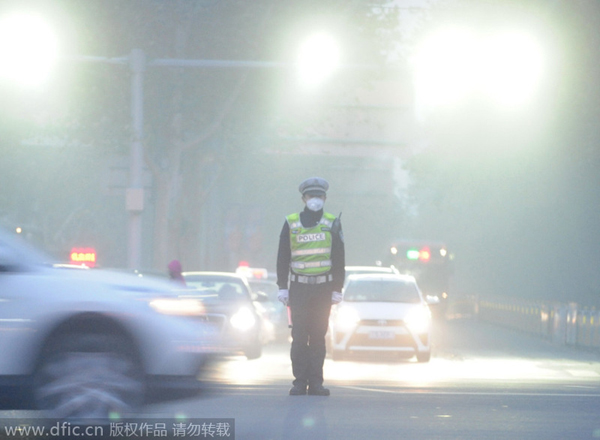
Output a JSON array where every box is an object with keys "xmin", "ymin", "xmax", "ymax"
[{"xmin": 0, "ymin": 228, "xmax": 219, "ymax": 419}]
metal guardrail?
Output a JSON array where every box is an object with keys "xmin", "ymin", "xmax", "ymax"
[{"xmin": 449, "ymin": 294, "xmax": 600, "ymax": 350}]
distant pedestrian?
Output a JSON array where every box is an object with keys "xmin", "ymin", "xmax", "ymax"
[
  {"xmin": 168, "ymin": 259, "xmax": 187, "ymax": 286},
  {"xmin": 276, "ymin": 177, "xmax": 345, "ymax": 396}
]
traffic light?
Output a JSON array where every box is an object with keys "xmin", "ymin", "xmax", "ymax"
[{"xmin": 406, "ymin": 247, "xmax": 431, "ymax": 262}]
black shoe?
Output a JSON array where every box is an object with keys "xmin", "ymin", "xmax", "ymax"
[
  {"xmin": 289, "ymin": 385, "xmax": 307, "ymax": 396},
  {"xmin": 308, "ymin": 385, "xmax": 330, "ymax": 396}
]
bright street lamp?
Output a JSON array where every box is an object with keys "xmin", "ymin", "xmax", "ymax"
[
  {"xmin": 413, "ymin": 27, "xmax": 545, "ymax": 116},
  {"xmin": 0, "ymin": 13, "xmax": 58, "ymax": 86},
  {"xmin": 413, "ymin": 28, "xmax": 476, "ymax": 111},
  {"xmin": 479, "ymin": 31, "xmax": 544, "ymax": 106},
  {"xmin": 296, "ymin": 33, "xmax": 341, "ymax": 86}
]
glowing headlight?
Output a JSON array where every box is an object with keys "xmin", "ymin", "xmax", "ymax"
[
  {"xmin": 230, "ymin": 306, "xmax": 256, "ymax": 332},
  {"xmin": 404, "ymin": 306, "xmax": 431, "ymax": 334},
  {"xmin": 149, "ymin": 298, "xmax": 205, "ymax": 316},
  {"xmin": 335, "ymin": 306, "xmax": 361, "ymax": 331}
]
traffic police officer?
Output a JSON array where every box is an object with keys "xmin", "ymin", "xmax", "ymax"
[{"xmin": 277, "ymin": 177, "xmax": 345, "ymax": 396}]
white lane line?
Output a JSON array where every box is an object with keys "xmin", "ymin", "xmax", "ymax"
[
  {"xmin": 566, "ymin": 369, "xmax": 600, "ymax": 378},
  {"xmin": 337, "ymin": 385, "xmax": 600, "ymax": 397}
]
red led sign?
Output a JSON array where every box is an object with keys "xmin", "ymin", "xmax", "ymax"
[{"xmin": 70, "ymin": 247, "xmax": 97, "ymax": 267}]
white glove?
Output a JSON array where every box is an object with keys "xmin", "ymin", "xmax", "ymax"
[
  {"xmin": 278, "ymin": 289, "xmax": 289, "ymax": 306},
  {"xmin": 331, "ymin": 291, "xmax": 343, "ymax": 305}
]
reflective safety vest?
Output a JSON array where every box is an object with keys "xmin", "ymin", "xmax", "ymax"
[{"xmin": 286, "ymin": 212, "xmax": 336, "ymax": 275}]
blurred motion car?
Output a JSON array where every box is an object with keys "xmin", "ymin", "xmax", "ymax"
[
  {"xmin": 329, "ymin": 273, "xmax": 435, "ymax": 362},
  {"xmin": 0, "ymin": 228, "xmax": 219, "ymax": 419},
  {"xmin": 182, "ymin": 271, "xmax": 270, "ymax": 359}
]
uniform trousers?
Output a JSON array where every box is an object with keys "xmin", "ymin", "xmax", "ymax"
[{"xmin": 289, "ymin": 281, "xmax": 332, "ymax": 388}]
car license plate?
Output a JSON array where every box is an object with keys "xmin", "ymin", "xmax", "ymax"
[{"xmin": 369, "ymin": 330, "xmax": 394, "ymax": 340}]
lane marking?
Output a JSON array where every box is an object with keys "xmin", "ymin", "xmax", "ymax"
[
  {"xmin": 566, "ymin": 370, "xmax": 600, "ymax": 378},
  {"xmin": 337, "ymin": 385, "xmax": 600, "ymax": 397}
]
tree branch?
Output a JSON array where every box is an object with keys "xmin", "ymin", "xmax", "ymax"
[{"xmin": 181, "ymin": 73, "xmax": 249, "ymax": 153}]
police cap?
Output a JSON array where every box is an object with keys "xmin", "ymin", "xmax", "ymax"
[{"xmin": 299, "ymin": 177, "xmax": 329, "ymax": 196}]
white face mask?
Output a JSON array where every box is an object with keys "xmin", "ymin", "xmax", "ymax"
[{"xmin": 306, "ymin": 197, "xmax": 324, "ymax": 212}]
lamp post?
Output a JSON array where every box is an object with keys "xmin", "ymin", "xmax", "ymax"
[
  {"xmin": 66, "ymin": 50, "xmax": 146, "ymax": 269},
  {"xmin": 128, "ymin": 49, "xmax": 145, "ymax": 269}
]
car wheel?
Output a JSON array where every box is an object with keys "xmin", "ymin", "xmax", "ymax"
[
  {"xmin": 33, "ymin": 333, "xmax": 144, "ymax": 419},
  {"xmin": 416, "ymin": 350, "xmax": 431, "ymax": 363},
  {"xmin": 244, "ymin": 342, "xmax": 262, "ymax": 360}
]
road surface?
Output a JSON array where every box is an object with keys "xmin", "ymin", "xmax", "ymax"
[{"xmin": 144, "ymin": 317, "xmax": 600, "ymax": 440}]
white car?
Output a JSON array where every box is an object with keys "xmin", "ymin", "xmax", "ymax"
[
  {"xmin": 0, "ymin": 228, "xmax": 219, "ymax": 419},
  {"xmin": 329, "ymin": 273, "xmax": 434, "ymax": 362}
]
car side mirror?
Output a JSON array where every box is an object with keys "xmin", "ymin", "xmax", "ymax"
[{"xmin": 252, "ymin": 291, "xmax": 270, "ymax": 303}]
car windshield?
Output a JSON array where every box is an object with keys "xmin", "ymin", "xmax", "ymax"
[
  {"xmin": 346, "ymin": 269, "xmax": 392, "ymax": 276},
  {"xmin": 248, "ymin": 280, "xmax": 279, "ymax": 301},
  {"xmin": 344, "ymin": 267, "xmax": 398, "ymax": 284},
  {"xmin": 344, "ymin": 279, "xmax": 421, "ymax": 303},
  {"xmin": 0, "ymin": 230, "xmax": 53, "ymax": 267},
  {"xmin": 183, "ymin": 277, "xmax": 249, "ymax": 303}
]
